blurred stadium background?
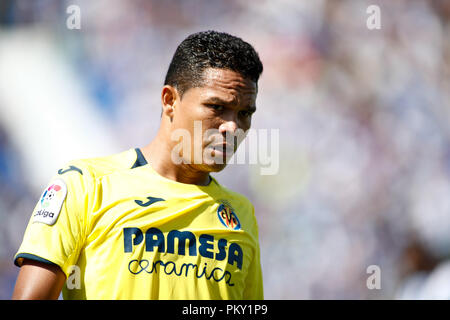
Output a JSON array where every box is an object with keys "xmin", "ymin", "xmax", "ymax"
[{"xmin": 1, "ymin": 0, "xmax": 449, "ymax": 299}]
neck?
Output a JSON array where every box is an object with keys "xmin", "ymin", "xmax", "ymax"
[{"xmin": 140, "ymin": 131, "xmax": 211, "ymax": 186}]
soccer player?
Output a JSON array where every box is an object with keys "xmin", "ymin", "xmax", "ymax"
[{"xmin": 12, "ymin": 30, "xmax": 264, "ymax": 300}]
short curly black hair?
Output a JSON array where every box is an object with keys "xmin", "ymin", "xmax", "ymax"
[{"xmin": 164, "ymin": 30, "xmax": 263, "ymax": 97}]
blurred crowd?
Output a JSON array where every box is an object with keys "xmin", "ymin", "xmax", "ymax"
[{"xmin": 0, "ymin": 0, "xmax": 449, "ymax": 299}]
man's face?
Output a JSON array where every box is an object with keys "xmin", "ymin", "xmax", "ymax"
[{"xmin": 170, "ymin": 68, "xmax": 257, "ymax": 172}]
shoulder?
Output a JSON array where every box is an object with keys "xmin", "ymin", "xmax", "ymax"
[
  {"xmin": 212, "ymin": 178, "xmax": 254, "ymax": 208},
  {"xmin": 213, "ymin": 180, "xmax": 256, "ymax": 222},
  {"xmin": 58, "ymin": 148, "xmax": 141, "ymax": 181},
  {"xmin": 46, "ymin": 149, "xmax": 141, "ymax": 217},
  {"xmin": 223, "ymin": 187, "xmax": 254, "ymax": 212},
  {"xmin": 51, "ymin": 148, "xmax": 142, "ymax": 197}
]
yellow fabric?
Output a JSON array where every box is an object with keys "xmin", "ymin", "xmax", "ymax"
[{"xmin": 14, "ymin": 148, "xmax": 263, "ymax": 300}]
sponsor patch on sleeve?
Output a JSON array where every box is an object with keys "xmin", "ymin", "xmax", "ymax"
[{"xmin": 33, "ymin": 179, "xmax": 67, "ymax": 225}]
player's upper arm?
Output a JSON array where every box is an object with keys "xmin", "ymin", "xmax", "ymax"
[
  {"xmin": 14, "ymin": 161, "xmax": 94, "ymax": 278},
  {"xmin": 242, "ymin": 202, "xmax": 264, "ymax": 299},
  {"xmin": 12, "ymin": 258, "xmax": 66, "ymax": 300}
]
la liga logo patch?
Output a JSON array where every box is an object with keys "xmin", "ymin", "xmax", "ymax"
[
  {"xmin": 41, "ymin": 183, "xmax": 63, "ymax": 208},
  {"xmin": 33, "ymin": 179, "xmax": 67, "ymax": 225},
  {"xmin": 217, "ymin": 203, "xmax": 241, "ymax": 231}
]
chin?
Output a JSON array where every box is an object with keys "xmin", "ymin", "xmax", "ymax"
[
  {"xmin": 196, "ymin": 160, "xmax": 229, "ymax": 173},
  {"xmin": 208, "ymin": 162, "xmax": 228, "ymax": 172}
]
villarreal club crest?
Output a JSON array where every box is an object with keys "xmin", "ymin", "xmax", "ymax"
[{"xmin": 217, "ymin": 203, "xmax": 241, "ymax": 231}]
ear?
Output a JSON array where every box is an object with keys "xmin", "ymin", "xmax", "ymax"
[{"xmin": 161, "ymin": 85, "xmax": 179, "ymax": 121}]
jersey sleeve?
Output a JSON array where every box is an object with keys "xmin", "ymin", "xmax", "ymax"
[
  {"xmin": 14, "ymin": 162, "xmax": 93, "ymax": 278},
  {"xmin": 242, "ymin": 204, "xmax": 264, "ymax": 299}
]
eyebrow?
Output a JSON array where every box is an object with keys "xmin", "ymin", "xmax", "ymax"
[
  {"xmin": 203, "ymin": 97, "xmax": 233, "ymax": 105},
  {"xmin": 204, "ymin": 97, "xmax": 257, "ymax": 112}
]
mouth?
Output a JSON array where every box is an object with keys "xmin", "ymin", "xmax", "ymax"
[{"xmin": 209, "ymin": 143, "xmax": 235, "ymax": 158}]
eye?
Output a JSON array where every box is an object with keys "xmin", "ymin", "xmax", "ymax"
[{"xmin": 207, "ymin": 104, "xmax": 224, "ymax": 111}]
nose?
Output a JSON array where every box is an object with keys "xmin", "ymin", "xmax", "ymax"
[{"xmin": 219, "ymin": 120, "xmax": 238, "ymax": 135}]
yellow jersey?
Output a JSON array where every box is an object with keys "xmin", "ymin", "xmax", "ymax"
[{"xmin": 14, "ymin": 148, "xmax": 263, "ymax": 300}]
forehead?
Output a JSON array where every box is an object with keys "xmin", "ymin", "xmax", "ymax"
[{"xmin": 196, "ymin": 68, "xmax": 257, "ymax": 103}]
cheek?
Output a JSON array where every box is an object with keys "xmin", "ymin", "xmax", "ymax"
[
  {"xmin": 237, "ymin": 117, "xmax": 252, "ymax": 132},
  {"xmin": 172, "ymin": 105, "xmax": 194, "ymax": 130},
  {"xmin": 202, "ymin": 115, "xmax": 223, "ymax": 129},
  {"xmin": 174, "ymin": 102, "xmax": 205, "ymax": 123},
  {"xmin": 245, "ymin": 116, "xmax": 253, "ymax": 127}
]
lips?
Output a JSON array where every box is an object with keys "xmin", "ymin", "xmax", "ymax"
[{"xmin": 209, "ymin": 143, "xmax": 235, "ymax": 156}]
